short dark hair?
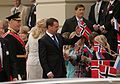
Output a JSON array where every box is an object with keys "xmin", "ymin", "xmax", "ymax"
[
  {"xmin": 46, "ymin": 18, "xmax": 58, "ymax": 28},
  {"xmin": 75, "ymin": 4, "xmax": 85, "ymax": 10}
]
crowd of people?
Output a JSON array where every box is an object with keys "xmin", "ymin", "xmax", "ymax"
[{"xmin": 0, "ymin": 0, "xmax": 120, "ymax": 82}]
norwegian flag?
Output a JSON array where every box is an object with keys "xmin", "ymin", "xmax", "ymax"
[
  {"xmin": 114, "ymin": 55, "xmax": 120, "ymax": 70},
  {"xmin": 117, "ymin": 30, "xmax": 120, "ymax": 54},
  {"xmin": 118, "ymin": 37, "xmax": 120, "ymax": 54},
  {"xmin": 91, "ymin": 60, "xmax": 110, "ymax": 78},
  {"xmin": 93, "ymin": 41, "xmax": 106, "ymax": 60},
  {"xmin": 99, "ymin": 64, "xmax": 117, "ymax": 78},
  {"xmin": 113, "ymin": 17, "xmax": 119, "ymax": 31},
  {"xmin": 83, "ymin": 44, "xmax": 93, "ymax": 59},
  {"xmin": 113, "ymin": 17, "xmax": 120, "ymax": 54},
  {"xmin": 78, "ymin": 20, "xmax": 92, "ymax": 40}
]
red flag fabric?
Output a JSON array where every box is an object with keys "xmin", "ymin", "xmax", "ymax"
[
  {"xmin": 99, "ymin": 64, "xmax": 117, "ymax": 78},
  {"xmin": 91, "ymin": 60, "xmax": 110, "ymax": 78},
  {"xmin": 117, "ymin": 24, "xmax": 120, "ymax": 54}
]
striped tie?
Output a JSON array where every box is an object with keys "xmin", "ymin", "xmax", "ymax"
[{"xmin": 52, "ymin": 35, "xmax": 59, "ymax": 47}]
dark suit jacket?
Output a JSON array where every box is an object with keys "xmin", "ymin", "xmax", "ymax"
[
  {"xmin": 27, "ymin": 4, "xmax": 36, "ymax": 29},
  {"xmin": 0, "ymin": 37, "xmax": 17, "ymax": 81},
  {"xmin": 88, "ymin": 1, "xmax": 107, "ymax": 25},
  {"xmin": 102, "ymin": 0, "xmax": 120, "ymax": 52},
  {"xmin": 61, "ymin": 16, "xmax": 93, "ymax": 34},
  {"xmin": 38, "ymin": 33, "xmax": 80, "ymax": 78}
]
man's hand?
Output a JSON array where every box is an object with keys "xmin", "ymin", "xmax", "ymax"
[
  {"xmin": 99, "ymin": 25, "xmax": 107, "ymax": 34},
  {"xmin": 75, "ymin": 26, "xmax": 81, "ymax": 36},
  {"xmin": 47, "ymin": 72, "xmax": 54, "ymax": 78},
  {"xmin": 93, "ymin": 24, "xmax": 100, "ymax": 31},
  {"xmin": 111, "ymin": 18, "xmax": 114, "ymax": 26},
  {"xmin": 99, "ymin": 25, "xmax": 105, "ymax": 32},
  {"xmin": 12, "ymin": 78, "xmax": 18, "ymax": 81}
]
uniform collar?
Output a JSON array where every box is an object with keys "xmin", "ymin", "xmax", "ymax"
[{"xmin": 8, "ymin": 27, "xmax": 18, "ymax": 34}]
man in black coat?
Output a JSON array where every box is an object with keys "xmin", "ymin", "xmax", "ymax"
[
  {"xmin": 0, "ymin": 37, "xmax": 17, "ymax": 82},
  {"xmin": 38, "ymin": 18, "xmax": 81, "ymax": 78},
  {"xmin": 100, "ymin": 0, "xmax": 120, "ymax": 53},
  {"xmin": 27, "ymin": 0, "xmax": 36, "ymax": 29},
  {"xmin": 3, "ymin": 12, "xmax": 26, "ymax": 80},
  {"xmin": 88, "ymin": 0, "xmax": 107, "ymax": 34},
  {"xmin": 61, "ymin": 4, "xmax": 93, "ymax": 34}
]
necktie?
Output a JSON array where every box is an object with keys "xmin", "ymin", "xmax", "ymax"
[
  {"xmin": 13, "ymin": 8, "xmax": 18, "ymax": 14},
  {"xmin": 107, "ymin": 2, "xmax": 112, "ymax": 12},
  {"xmin": 95, "ymin": 3, "xmax": 99, "ymax": 23},
  {"xmin": 28, "ymin": 5, "xmax": 36, "ymax": 27},
  {"xmin": 52, "ymin": 35, "xmax": 59, "ymax": 47}
]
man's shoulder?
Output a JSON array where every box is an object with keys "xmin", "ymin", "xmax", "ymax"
[
  {"xmin": 67, "ymin": 16, "xmax": 76, "ymax": 21},
  {"xmin": 65, "ymin": 16, "xmax": 77, "ymax": 23},
  {"xmin": 20, "ymin": 5, "xmax": 28, "ymax": 10},
  {"xmin": 4, "ymin": 34, "xmax": 17, "ymax": 42},
  {"xmin": 39, "ymin": 34, "xmax": 47, "ymax": 41}
]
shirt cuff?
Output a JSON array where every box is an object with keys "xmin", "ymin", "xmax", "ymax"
[
  {"xmin": 76, "ymin": 34, "xmax": 81, "ymax": 37},
  {"xmin": 101, "ymin": 25, "xmax": 105, "ymax": 29}
]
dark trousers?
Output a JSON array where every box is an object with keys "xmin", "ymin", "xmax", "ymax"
[
  {"xmin": 0, "ymin": 70, "xmax": 8, "ymax": 82},
  {"xmin": 17, "ymin": 58, "xmax": 26, "ymax": 80}
]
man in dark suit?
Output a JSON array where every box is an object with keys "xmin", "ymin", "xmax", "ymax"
[
  {"xmin": 38, "ymin": 18, "xmax": 81, "ymax": 78},
  {"xmin": 61, "ymin": 4, "xmax": 93, "ymax": 34},
  {"xmin": 3, "ymin": 12, "xmax": 26, "ymax": 80},
  {"xmin": 88, "ymin": 0, "xmax": 107, "ymax": 34},
  {"xmin": 27, "ymin": 0, "xmax": 36, "ymax": 29},
  {"xmin": 100, "ymin": 0, "xmax": 120, "ymax": 53},
  {"xmin": 0, "ymin": 37, "xmax": 17, "ymax": 82}
]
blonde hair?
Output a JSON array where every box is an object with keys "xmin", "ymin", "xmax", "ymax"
[
  {"xmin": 94, "ymin": 35, "xmax": 111, "ymax": 53},
  {"xmin": 32, "ymin": 19, "xmax": 47, "ymax": 39},
  {"xmin": 19, "ymin": 26, "xmax": 30, "ymax": 34}
]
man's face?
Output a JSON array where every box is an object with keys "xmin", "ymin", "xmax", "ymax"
[
  {"xmin": 75, "ymin": 7, "xmax": 85, "ymax": 19},
  {"xmin": 11, "ymin": 20, "xmax": 21, "ymax": 32},
  {"xmin": 49, "ymin": 22, "xmax": 59, "ymax": 34},
  {"xmin": 13, "ymin": 0, "xmax": 21, "ymax": 7}
]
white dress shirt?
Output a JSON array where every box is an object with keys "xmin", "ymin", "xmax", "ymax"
[{"xmin": 95, "ymin": 1, "xmax": 102, "ymax": 23}]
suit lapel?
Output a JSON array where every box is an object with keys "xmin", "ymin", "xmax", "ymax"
[
  {"xmin": 56, "ymin": 34, "xmax": 62, "ymax": 48},
  {"xmin": 93, "ymin": 4, "xmax": 96, "ymax": 23},
  {"xmin": 71, "ymin": 16, "xmax": 78, "ymax": 27},
  {"xmin": 45, "ymin": 34, "xmax": 60, "ymax": 49}
]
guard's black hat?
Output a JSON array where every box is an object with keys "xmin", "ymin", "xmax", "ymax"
[{"xmin": 6, "ymin": 12, "xmax": 21, "ymax": 21}]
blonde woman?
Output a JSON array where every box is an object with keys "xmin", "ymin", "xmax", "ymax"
[
  {"xmin": 93, "ymin": 35, "xmax": 116, "ymax": 60},
  {"xmin": 26, "ymin": 19, "xmax": 47, "ymax": 80},
  {"xmin": 94, "ymin": 35, "xmax": 111, "ymax": 53}
]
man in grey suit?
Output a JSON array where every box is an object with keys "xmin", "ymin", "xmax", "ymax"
[{"xmin": 11, "ymin": 0, "xmax": 29, "ymax": 26}]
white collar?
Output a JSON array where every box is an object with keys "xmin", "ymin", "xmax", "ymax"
[
  {"xmin": 110, "ymin": 0, "xmax": 115, "ymax": 5},
  {"xmin": 46, "ymin": 31, "xmax": 53, "ymax": 38},
  {"xmin": 76, "ymin": 16, "xmax": 83, "ymax": 22},
  {"xmin": 96, "ymin": 0, "xmax": 102, "ymax": 4},
  {"xmin": 15, "ymin": 4, "xmax": 21, "ymax": 9}
]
